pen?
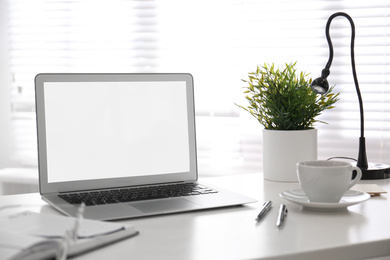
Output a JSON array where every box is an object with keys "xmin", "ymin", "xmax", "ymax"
[
  {"xmin": 255, "ymin": 200, "xmax": 273, "ymax": 221},
  {"xmin": 276, "ymin": 204, "xmax": 288, "ymax": 227}
]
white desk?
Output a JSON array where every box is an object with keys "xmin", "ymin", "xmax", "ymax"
[{"xmin": 1, "ymin": 173, "xmax": 389, "ymax": 260}]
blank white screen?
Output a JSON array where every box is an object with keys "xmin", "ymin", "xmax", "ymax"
[{"xmin": 44, "ymin": 81, "xmax": 190, "ymax": 183}]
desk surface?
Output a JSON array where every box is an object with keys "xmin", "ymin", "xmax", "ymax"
[{"xmin": 0, "ymin": 173, "xmax": 389, "ymax": 260}]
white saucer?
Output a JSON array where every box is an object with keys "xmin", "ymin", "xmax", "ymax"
[{"xmin": 279, "ymin": 189, "xmax": 370, "ymax": 210}]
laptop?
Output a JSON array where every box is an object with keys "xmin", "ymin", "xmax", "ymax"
[{"xmin": 35, "ymin": 73, "xmax": 256, "ymax": 220}]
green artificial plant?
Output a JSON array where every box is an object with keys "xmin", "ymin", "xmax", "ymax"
[{"xmin": 237, "ymin": 62, "xmax": 339, "ymax": 130}]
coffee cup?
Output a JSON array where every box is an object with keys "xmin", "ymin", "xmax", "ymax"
[{"xmin": 297, "ymin": 160, "xmax": 362, "ymax": 203}]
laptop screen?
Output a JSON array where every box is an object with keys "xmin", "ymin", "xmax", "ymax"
[{"xmin": 35, "ymin": 74, "xmax": 197, "ymax": 193}]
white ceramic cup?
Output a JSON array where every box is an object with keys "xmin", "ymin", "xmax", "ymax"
[{"xmin": 297, "ymin": 160, "xmax": 362, "ymax": 203}]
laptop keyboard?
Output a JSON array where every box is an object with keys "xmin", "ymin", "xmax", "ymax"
[{"xmin": 58, "ymin": 183, "xmax": 218, "ymax": 206}]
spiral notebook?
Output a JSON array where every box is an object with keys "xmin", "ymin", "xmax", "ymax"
[{"xmin": 0, "ymin": 211, "xmax": 138, "ymax": 260}]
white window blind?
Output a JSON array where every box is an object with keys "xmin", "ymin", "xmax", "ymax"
[
  {"xmin": 157, "ymin": 0, "xmax": 390, "ymax": 175},
  {"xmin": 1, "ymin": 0, "xmax": 389, "ymax": 176},
  {"xmin": 4, "ymin": 0, "xmax": 159, "ymax": 166}
]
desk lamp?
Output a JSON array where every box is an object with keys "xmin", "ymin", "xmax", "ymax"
[{"xmin": 310, "ymin": 12, "xmax": 390, "ymax": 179}]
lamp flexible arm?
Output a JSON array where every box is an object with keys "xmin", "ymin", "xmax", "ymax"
[
  {"xmin": 324, "ymin": 12, "xmax": 368, "ymax": 169},
  {"xmin": 324, "ymin": 12, "xmax": 364, "ymax": 138}
]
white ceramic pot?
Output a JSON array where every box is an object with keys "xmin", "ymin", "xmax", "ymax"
[{"xmin": 262, "ymin": 129, "xmax": 317, "ymax": 182}]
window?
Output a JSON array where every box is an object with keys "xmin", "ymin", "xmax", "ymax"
[{"xmin": 1, "ymin": 0, "xmax": 389, "ymax": 176}]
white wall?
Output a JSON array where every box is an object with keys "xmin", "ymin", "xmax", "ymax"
[{"xmin": 0, "ymin": 0, "xmax": 14, "ymax": 169}]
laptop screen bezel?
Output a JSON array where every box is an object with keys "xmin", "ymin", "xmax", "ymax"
[{"xmin": 35, "ymin": 73, "xmax": 198, "ymax": 194}]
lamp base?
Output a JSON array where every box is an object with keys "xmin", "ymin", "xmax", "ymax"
[{"xmin": 358, "ymin": 162, "xmax": 390, "ymax": 180}]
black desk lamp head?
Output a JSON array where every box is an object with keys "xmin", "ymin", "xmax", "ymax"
[
  {"xmin": 311, "ymin": 69, "xmax": 329, "ymax": 95},
  {"xmin": 311, "ymin": 12, "xmax": 390, "ymax": 179}
]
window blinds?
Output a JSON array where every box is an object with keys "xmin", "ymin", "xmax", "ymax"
[
  {"xmin": 2, "ymin": 0, "xmax": 390, "ymax": 176},
  {"xmin": 5, "ymin": 0, "xmax": 159, "ymax": 166}
]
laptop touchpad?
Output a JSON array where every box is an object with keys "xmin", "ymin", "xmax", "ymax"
[{"xmin": 129, "ymin": 198, "xmax": 198, "ymax": 213}]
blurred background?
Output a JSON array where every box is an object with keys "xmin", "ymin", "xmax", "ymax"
[{"xmin": 0, "ymin": 0, "xmax": 389, "ymax": 194}]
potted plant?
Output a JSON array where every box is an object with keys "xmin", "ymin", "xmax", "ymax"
[{"xmin": 236, "ymin": 62, "xmax": 339, "ymax": 181}]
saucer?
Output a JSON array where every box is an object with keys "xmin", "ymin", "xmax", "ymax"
[{"xmin": 279, "ymin": 189, "xmax": 370, "ymax": 210}]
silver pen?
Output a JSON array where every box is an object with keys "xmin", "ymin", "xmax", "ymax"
[
  {"xmin": 276, "ymin": 204, "xmax": 288, "ymax": 227},
  {"xmin": 255, "ymin": 200, "xmax": 273, "ymax": 221}
]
